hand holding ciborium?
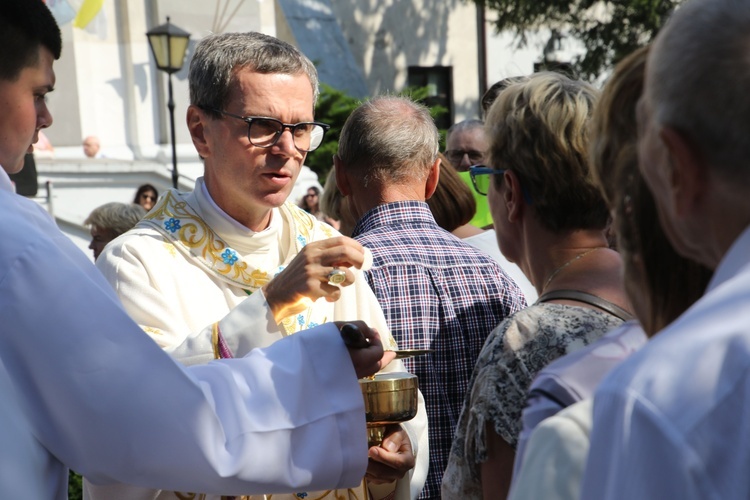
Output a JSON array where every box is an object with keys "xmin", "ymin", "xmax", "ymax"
[
  {"xmin": 341, "ymin": 324, "xmax": 428, "ymax": 447},
  {"xmin": 360, "ymin": 372, "xmax": 419, "ymax": 447}
]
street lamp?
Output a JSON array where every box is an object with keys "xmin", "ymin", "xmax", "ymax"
[{"xmin": 146, "ymin": 17, "xmax": 191, "ymax": 189}]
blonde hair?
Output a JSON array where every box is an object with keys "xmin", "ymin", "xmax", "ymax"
[{"xmin": 485, "ymin": 72, "xmax": 607, "ymax": 232}]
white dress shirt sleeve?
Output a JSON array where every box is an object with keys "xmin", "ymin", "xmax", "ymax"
[
  {"xmin": 0, "ymin": 227, "xmax": 368, "ymax": 494},
  {"xmin": 509, "ymin": 399, "xmax": 593, "ymax": 500}
]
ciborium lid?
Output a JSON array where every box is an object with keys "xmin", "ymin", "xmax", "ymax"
[{"xmin": 359, "ymin": 372, "xmax": 418, "ymax": 393}]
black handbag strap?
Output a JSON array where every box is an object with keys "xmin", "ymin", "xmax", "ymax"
[{"xmin": 536, "ymin": 289, "xmax": 635, "ymax": 322}]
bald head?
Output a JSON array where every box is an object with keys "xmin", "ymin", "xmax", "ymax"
[{"xmin": 82, "ymin": 135, "xmax": 100, "ymax": 158}]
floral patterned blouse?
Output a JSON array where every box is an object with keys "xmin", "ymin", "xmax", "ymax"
[{"xmin": 442, "ymin": 302, "xmax": 624, "ymax": 499}]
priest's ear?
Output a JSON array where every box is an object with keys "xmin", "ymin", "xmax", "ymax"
[{"xmin": 187, "ymin": 105, "xmax": 212, "ymax": 160}]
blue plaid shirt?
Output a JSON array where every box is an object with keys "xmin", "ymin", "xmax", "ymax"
[{"xmin": 353, "ymin": 201, "xmax": 527, "ymax": 499}]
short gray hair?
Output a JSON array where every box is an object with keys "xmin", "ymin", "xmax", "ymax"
[
  {"xmin": 84, "ymin": 202, "xmax": 146, "ymax": 237},
  {"xmin": 337, "ymin": 95, "xmax": 439, "ymax": 187},
  {"xmin": 189, "ymin": 32, "xmax": 319, "ymax": 116},
  {"xmin": 649, "ymin": 0, "xmax": 750, "ymax": 182},
  {"xmin": 446, "ymin": 119, "xmax": 484, "ymax": 144}
]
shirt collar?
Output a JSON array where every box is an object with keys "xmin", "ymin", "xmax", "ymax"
[
  {"xmin": 0, "ymin": 166, "xmax": 14, "ymax": 193},
  {"xmin": 707, "ymin": 224, "xmax": 750, "ymax": 292},
  {"xmin": 195, "ymin": 176, "xmax": 278, "ymax": 236},
  {"xmin": 352, "ymin": 200, "xmax": 435, "ymax": 237}
]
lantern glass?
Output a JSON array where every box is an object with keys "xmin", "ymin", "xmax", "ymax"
[{"xmin": 146, "ymin": 19, "xmax": 190, "ymax": 74}]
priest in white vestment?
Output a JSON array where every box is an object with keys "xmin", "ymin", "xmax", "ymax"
[
  {"xmin": 0, "ymin": 2, "xmax": 400, "ymax": 497},
  {"xmin": 90, "ymin": 31, "xmax": 428, "ymax": 500}
]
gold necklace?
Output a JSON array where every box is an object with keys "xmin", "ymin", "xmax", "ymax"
[{"xmin": 542, "ymin": 247, "xmax": 605, "ymax": 292}]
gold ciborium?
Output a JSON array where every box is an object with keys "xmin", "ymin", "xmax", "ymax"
[{"xmin": 359, "ymin": 372, "xmax": 419, "ymax": 447}]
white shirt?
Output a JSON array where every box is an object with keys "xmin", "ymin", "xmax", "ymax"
[
  {"xmin": 514, "ymin": 321, "xmax": 646, "ymax": 476},
  {"xmin": 0, "ymin": 167, "xmax": 368, "ymax": 499},
  {"xmin": 581, "ymin": 225, "xmax": 750, "ymax": 499},
  {"xmin": 509, "ymin": 399, "xmax": 593, "ymax": 500},
  {"xmin": 462, "ymin": 229, "xmax": 538, "ymax": 303}
]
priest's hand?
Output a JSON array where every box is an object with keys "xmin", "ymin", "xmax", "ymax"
[
  {"xmin": 337, "ymin": 321, "xmax": 396, "ymax": 378},
  {"xmin": 262, "ymin": 236, "xmax": 370, "ymax": 321},
  {"xmin": 365, "ymin": 425, "xmax": 415, "ymax": 484}
]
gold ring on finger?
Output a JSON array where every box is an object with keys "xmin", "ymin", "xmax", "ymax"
[{"xmin": 327, "ymin": 268, "xmax": 347, "ymax": 285}]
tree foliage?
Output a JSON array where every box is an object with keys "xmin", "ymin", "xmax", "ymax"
[
  {"xmin": 69, "ymin": 470, "xmax": 82, "ymax": 499},
  {"xmin": 477, "ymin": 0, "xmax": 681, "ymax": 80},
  {"xmin": 306, "ymin": 84, "xmax": 361, "ymax": 183}
]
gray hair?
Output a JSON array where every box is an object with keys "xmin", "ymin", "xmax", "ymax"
[
  {"xmin": 84, "ymin": 202, "xmax": 146, "ymax": 237},
  {"xmin": 446, "ymin": 119, "xmax": 484, "ymax": 144},
  {"xmin": 649, "ymin": 0, "xmax": 750, "ymax": 182},
  {"xmin": 337, "ymin": 95, "xmax": 439, "ymax": 187},
  {"xmin": 189, "ymin": 32, "xmax": 319, "ymax": 116}
]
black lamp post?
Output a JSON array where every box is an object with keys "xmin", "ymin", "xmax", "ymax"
[{"xmin": 146, "ymin": 17, "xmax": 191, "ymax": 189}]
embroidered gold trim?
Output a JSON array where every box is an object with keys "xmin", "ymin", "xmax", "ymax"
[
  {"xmin": 211, "ymin": 322, "xmax": 222, "ymax": 360},
  {"xmin": 142, "ymin": 191, "xmax": 273, "ymax": 290},
  {"xmin": 140, "ymin": 190, "xmax": 328, "ymax": 333}
]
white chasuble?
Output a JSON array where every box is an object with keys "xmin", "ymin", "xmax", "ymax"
[{"xmin": 91, "ymin": 180, "xmax": 428, "ymax": 500}]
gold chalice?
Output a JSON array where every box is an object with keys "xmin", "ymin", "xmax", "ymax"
[
  {"xmin": 359, "ymin": 372, "xmax": 419, "ymax": 447},
  {"xmin": 340, "ymin": 323, "xmax": 423, "ymax": 446}
]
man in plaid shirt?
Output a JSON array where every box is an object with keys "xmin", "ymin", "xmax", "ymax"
[{"xmin": 334, "ymin": 96, "xmax": 527, "ymax": 499}]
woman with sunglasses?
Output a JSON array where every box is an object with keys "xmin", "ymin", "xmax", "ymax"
[
  {"xmin": 133, "ymin": 183, "xmax": 159, "ymax": 211},
  {"xmin": 443, "ymin": 72, "xmax": 632, "ymax": 499},
  {"xmin": 299, "ymin": 185, "xmax": 322, "ymax": 216}
]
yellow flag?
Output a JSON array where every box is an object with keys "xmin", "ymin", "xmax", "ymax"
[{"xmin": 73, "ymin": 0, "xmax": 104, "ymax": 29}]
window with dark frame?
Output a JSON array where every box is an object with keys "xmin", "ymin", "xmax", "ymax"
[{"xmin": 407, "ymin": 66, "xmax": 453, "ymax": 130}]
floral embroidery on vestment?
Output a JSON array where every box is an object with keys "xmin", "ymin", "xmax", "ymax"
[
  {"xmin": 140, "ymin": 190, "xmax": 332, "ymax": 334},
  {"xmin": 164, "ymin": 217, "xmax": 181, "ymax": 233},
  {"xmin": 221, "ymin": 248, "xmax": 239, "ymax": 265}
]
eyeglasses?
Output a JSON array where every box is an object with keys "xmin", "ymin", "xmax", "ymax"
[
  {"xmin": 445, "ymin": 149, "xmax": 485, "ymax": 166},
  {"xmin": 470, "ymin": 165, "xmax": 533, "ymax": 203},
  {"xmin": 206, "ymin": 108, "xmax": 330, "ymax": 152},
  {"xmin": 469, "ymin": 165, "xmax": 506, "ymax": 196}
]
